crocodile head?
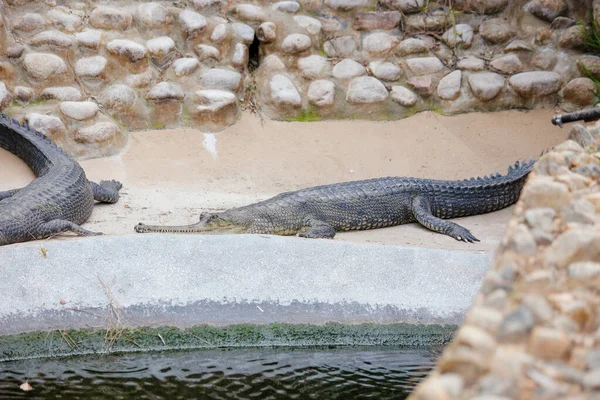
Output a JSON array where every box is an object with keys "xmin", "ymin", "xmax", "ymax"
[{"xmin": 134, "ymin": 212, "xmax": 247, "ymax": 234}]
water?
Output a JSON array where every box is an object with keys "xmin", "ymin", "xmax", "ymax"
[{"xmin": 0, "ymin": 347, "xmax": 438, "ymax": 399}]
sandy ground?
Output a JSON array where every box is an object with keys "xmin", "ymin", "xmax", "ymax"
[{"xmin": 1, "ymin": 109, "xmax": 568, "ymax": 251}]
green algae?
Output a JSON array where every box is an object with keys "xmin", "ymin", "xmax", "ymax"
[
  {"xmin": 0, "ymin": 323, "xmax": 456, "ymax": 362},
  {"xmin": 285, "ymin": 109, "xmax": 322, "ymax": 122}
]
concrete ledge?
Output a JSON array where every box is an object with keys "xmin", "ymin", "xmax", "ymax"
[{"xmin": 0, "ymin": 234, "xmax": 491, "ymax": 358}]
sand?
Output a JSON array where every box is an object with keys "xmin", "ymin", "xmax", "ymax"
[{"xmin": 1, "ymin": 109, "xmax": 568, "ymax": 251}]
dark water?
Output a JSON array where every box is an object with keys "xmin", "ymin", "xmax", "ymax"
[{"xmin": 0, "ymin": 347, "xmax": 438, "ymax": 399}]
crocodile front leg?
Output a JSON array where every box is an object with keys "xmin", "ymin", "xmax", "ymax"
[
  {"xmin": 296, "ymin": 219, "xmax": 336, "ymax": 239},
  {"xmin": 411, "ymin": 196, "xmax": 479, "ymax": 243},
  {"xmin": 90, "ymin": 180, "xmax": 123, "ymax": 203},
  {"xmin": 0, "ymin": 188, "xmax": 21, "ymax": 200},
  {"xmin": 38, "ymin": 219, "xmax": 102, "ymax": 238}
]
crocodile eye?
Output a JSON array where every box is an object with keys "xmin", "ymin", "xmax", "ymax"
[{"xmin": 211, "ymin": 215, "xmax": 219, "ymax": 220}]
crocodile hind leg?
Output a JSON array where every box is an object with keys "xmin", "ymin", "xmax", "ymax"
[
  {"xmin": 38, "ymin": 219, "xmax": 102, "ymax": 238},
  {"xmin": 0, "ymin": 188, "xmax": 21, "ymax": 200},
  {"xmin": 411, "ymin": 196, "xmax": 480, "ymax": 243},
  {"xmin": 90, "ymin": 180, "xmax": 123, "ymax": 203},
  {"xmin": 297, "ymin": 219, "xmax": 336, "ymax": 239}
]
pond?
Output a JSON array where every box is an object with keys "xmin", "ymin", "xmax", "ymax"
[{"xmin": 0, "ymin": 346, "xmax": 439, "ymax": 399}]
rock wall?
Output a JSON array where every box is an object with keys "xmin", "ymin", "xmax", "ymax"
[
  {"xmin": 0, "ymin": 0, "xmax": 599, "ymax": 158},
  {"xmin": 409, "ymin": 123, "xmax": 600, "ymax": 399}
]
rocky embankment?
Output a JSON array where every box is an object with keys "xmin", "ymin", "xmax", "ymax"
[
  {"xmin": 410, "ymin": 122, "xmax": 600, "ymax": 399},
  {"xmin": 0, "ymin": 0, "xmax": 599, "ymax": 158}
]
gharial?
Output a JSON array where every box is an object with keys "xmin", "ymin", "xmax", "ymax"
[
  {"xmin": 0, "ymin": 114, "xmax": 123, "ymax": 246},
  {"xmin": 135, "ymin": 158, "xmax": 536, "ymax": 243}
]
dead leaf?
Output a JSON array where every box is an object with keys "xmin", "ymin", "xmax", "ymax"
[{"xmin": 39, "ymin": 248, "xmax": 47, "ymax": 258}]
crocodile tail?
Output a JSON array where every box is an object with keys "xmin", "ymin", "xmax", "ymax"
[
  {"xmin": 0, "ymin": 113, "xmax": 68, "ymax": 156},
  {"xmin": 507, "ymin": 157, "xmax": 536, "ymax": 177},
  {"xmin": 0, "ymin": 113, "xmax": 72, "ymax": 175}
]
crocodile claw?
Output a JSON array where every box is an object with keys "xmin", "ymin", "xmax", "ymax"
[{"xmin": 451, "ymin": 226, "xmax": 480, "ymax": 243}]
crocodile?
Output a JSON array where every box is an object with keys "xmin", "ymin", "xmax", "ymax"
[
  {"xmin": 0, "ymin": 114, "xmax": 122, "ymax": 246},
  {"xmin": 134, "ymin": 158, "xmax": 536, "ymax": 242}
]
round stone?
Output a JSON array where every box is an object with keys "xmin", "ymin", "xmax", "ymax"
[
  {"xmin": 75, "ymin": 56, "xmax": 107, "ymax": 78},
  {"xmin": 346, "ymin": 76, "xmax": 388, "ymax": 104},
  {"xmin": 369, "ymin": 61, "xmax": 402, "ymax": 81},
  {"xmin": 490, "ymin": 54, "xmax": 524, "ymax": 74},
  {"xmin": 100, "ymin": 84, "xmax": 137, "ymax": 110},
  {"xmin": 395, "ymin": 38, "xmax": 429, "ymax": 56},
  {"xmin": 74, "ymin": 122, "xmax": 120, "ymax": 143},
  {"xmin": 127, "ymin": 70, "xmax": 155, "ymax": 88},
  {"xmin": 137, "ymin": 3, "xmax": 172, "ymax": 28},
  {"xmin": 442, "ymin": 24, "xmax": 474, "ymax": 48},
  {"xmin": 201, "ymin": 68, "xmax": 242, "ymax": 91},
  {"xmin": 210, "ymin": 23, "xmax": 228, "ymax": 43},
  {"xmin": 332, "ymin": 58, "xmax": 366, "ymax": 79},
  {"xmin": 294, "ymin": 15, "xmax": 322, "ymax": 35},
  {"xmin": 272, "ymin": 1, "xmax": 300, "ymax": 13},
  {"xmin": 232, "ymin": 23, "xmax": 255, "ymax": 44},
  {"xmin": 40, "ymin": 86, "xmax": 82, "ymax": 101},
  {"xmin": 14, "ymin": 86, "xmax": 34, "ymax": 103},
  {"xmin": 468, "ymin": 72, "xmax": 505, "ymax": 101},
  {"xmin": 29, "ymin": 30, "xmax": 74, "ymax": 48},
  {"xmin": 75, "ymin": 29, "xmax": 102, "ymax": 49},
  {"xmin": 508, "ymin": 71, "xmax": 562, "ymax": 98},
  {"xmin": 525, "ymin": 0, "xmax": 568, "ymax": 22},
  {"xmin": 257, "ymin": 22, "xmax": 276, "ymax": 43},
  {"xmin": 13, "ymin": 13, "xmax": 49, "ymax": 32},
  {"xmin": 89, "ymin": 6, "xmax": 132, "ymax": 31},
  {"xmin": 479, "ymin": 18, "xmax": 516, "ymax": 43},
  {"xmin": 48, "ymin": 7, "xmax": 83, "ymax": 32},
  {"xmin": 232, "ymin": 43, "xmax": 249, "ymax": 69},
  {"xmin": 437, "ymin": 70, "xmax": 462, "ymax": 100},
  {"xmin": 25, "ymin": 113, "xmax": 66, "ymax": 138},
  {"xmin": 172, "ymin": 58, "xmax": 200, "ymax": 76},
  {"xmin": 0, "ymin": 83, "xmax": 11, "ymax": 110},
  {"xmin": 195, "ymin": 44, "xmax": 221, "ymax": 61},
  {"xmin": 325, "ymin": 0, "xmax": 368, "ymax": 10},
  {"xmin": 179, "ymin": 9, "xmax": 207, "ymax": 39},
  {"xmin": 195, "ymin": 90, "xmax": 237, "ymax": 113},
  {"xmin": 269, "ymin": 74, "xmax": 302, "ymax": 107},
  {"xmin": 147, "ymin": 82, "xmax": 185, "ymax": 101},
  {"xmin": 147, "ymin": 37, "xmax": 175, "ymax": 57},
  {"xmin": 308, "ymin": 79, "xmax": 335, "ymax": 107},
  {"xmin": 323, "ymin": 36, "xmax": 358, "ymax": 58},
  {"xmin": 457, "ymin": 56, "xmax": 485, "ymax": 71},
  {"xmin": 407, "ymin": 76, "xmax": 436, "ymax": 97},
  {"xmin": 562, "ymin": 77, "xmax": 596, "ymax": 106},
  {"xmin": 406, "ymin": 57, "xmax": 445, "ymax": 75},
  {"xmin": 107, "ymin": 39, "xmax": 147, "ymax": 63},
  {"xmin": 405, "ymin": 11, "xmax": 450, "ymax": 32},
  {"xmin": 505, "ymin": 39, "xmax": 533, "ymax": 52},
  {"xmin": 394, "ymin": 0, "xmax": 426, "ymax": 13},
  {"xmin": 391, "ymin": 86, "xmax": 418, "ymax": 107},
  {"xmin": 23, "ymin": 53, "xmax": 67, "ymax": 80},
  {"xmin": 363, "ymin": 32, "xmax": 400, "ymax": 57},
  {"xmin": 281, "ymin": 33, "xmax": 312, "ymax": 54},
  {"xmin": 59, "ymin": 101, "xmax": 99, "ymax": 121},
  {"xmin": 298, "ymin": 55, "xmax": 329, "ymax": 79},
  {"xmin": 146, "ymin": 37, "xmax": 176, "ymax": 67},
  {"xmin": 263, "ymin": 54, "xmax": 285, "ymax": 71},
  {"xmin": 233, "ymin": 4, "xmax": 266, "ymax": 22}
]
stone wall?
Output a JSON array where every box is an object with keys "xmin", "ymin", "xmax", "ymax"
[
  {"xmin": 0, "ymin": 0, "xmax": 599, "ymax": 159},
  {"xmin": 409, "ymin": 123, "xmax": 600, "ymax": 399}
]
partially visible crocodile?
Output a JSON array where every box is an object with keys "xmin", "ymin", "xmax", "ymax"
[
  {"xmin": 135, "ymin": 158, "xmax": 536, "ymax": 242},
  {"xmin": 0, "ymin": 114, "xmax": 122, "ymax": 246}
]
